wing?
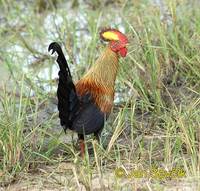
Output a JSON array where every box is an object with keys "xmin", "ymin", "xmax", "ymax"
[
  {"xmin": 72, "ymin": 93, "xmax": 106, "ymax": 135},
  {"xmin": 48, "ymin": 42, "xmax": 80, "ymax": 132}
]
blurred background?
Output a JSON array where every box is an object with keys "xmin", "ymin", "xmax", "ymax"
[
  {"xmin": 0, "ymin": 0, "xmax": 173, "ymax": 94},
  {"xmin": 0, "ymin": 0, "xmax": 200, "ymax": 190}
]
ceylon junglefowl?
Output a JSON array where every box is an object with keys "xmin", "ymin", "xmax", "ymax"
[{"xmin": 48, "ymin": 28, "xmax": 128, "ymax": 157}]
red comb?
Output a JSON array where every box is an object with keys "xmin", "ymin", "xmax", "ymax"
[{"xmin": 100, "ymin": 28, "xmax": 128, "ymax": 44}]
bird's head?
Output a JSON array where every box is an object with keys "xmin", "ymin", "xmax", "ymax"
[{"xmin": 100, "ymin": 28, "xmax": 128, "ymax": 57}]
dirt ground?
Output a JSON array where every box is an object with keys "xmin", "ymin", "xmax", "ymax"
[{"xmin": 1, "ymin": 162, "xmax": 199, "ymax": 191}]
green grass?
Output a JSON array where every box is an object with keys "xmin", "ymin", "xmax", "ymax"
[{"xmin": 0, "ymin": 0, "xmax": 200, "ymax": 190}]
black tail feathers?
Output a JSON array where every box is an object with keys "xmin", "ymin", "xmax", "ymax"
[
  {"xmin": 48, "ymin": 42, "xmax": 71, "ymax": 77},
  {"xmin": 48, "ymin": 42, "xmax": 79, "ymax": 132}
]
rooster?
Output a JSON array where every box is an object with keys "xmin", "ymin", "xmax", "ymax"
[{"xmin": 48, "ymin": 28, "xmax": 128, "ymax": 157}]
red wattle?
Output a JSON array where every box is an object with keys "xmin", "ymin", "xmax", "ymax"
[{"xmin": 119, "ymin": 47, "xmax": 127, "ymax": 57}]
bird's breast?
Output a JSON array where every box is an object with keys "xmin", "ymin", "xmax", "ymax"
[{"xmin": 76, "ymin": 79, "xmax": 115, "ymax": 113}]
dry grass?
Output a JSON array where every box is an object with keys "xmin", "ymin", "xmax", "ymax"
[{"xmin": 0, "ymin": 0, "xmax": 200, "ymax": 190}]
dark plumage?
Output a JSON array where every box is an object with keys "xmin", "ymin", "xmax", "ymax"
[
  {"xmin": 48, "ymin": 28, "xmax": 128, "ymax": 157},
  {"xmin": 48, "ymin": 42, "xmax": 105, "ymax": 136}
]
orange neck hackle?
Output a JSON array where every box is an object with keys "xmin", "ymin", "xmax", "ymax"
[{"xmin": 76, "ymin": 45, "xmax": 119, "ymax": 113}]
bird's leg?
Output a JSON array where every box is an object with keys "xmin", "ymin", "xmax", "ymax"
[
  {"xmin": 94, "ymin": 130, "xmax": 102, "ymax": 144},
  {"xmin": 79, "ymin": 140, "xmax": 85, "ymax": 158},
  {"xmin": 78, "ymin": 134, "xmax": 85, "ymax": 158}
]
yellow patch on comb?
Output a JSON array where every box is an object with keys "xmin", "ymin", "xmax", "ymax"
[{"xmin": 101, "ymin": 31, "xmax": 119, "ymax": 41}]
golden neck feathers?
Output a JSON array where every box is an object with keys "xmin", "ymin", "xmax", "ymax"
[{"xmin": 76, "ymin": 46, "xmax": 119, "ymax": 113}]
